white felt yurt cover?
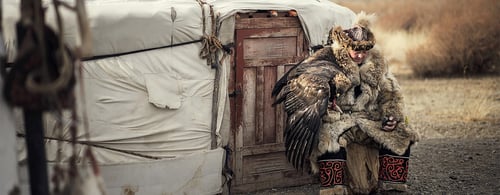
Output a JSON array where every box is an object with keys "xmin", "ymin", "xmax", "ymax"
[{"xmin": 2, "ymin": 0, "xmax": 355, "ymax": 194}]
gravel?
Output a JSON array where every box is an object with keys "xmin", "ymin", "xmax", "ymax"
[
  {"xmin": 237, "ymin": 138, "xmax": 500, "ymax": 195},
  {"xmin": 236, "ymin": 77, "xmax": 500, "ymax": 194}
]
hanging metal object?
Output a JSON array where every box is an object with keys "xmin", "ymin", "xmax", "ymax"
[{"xmin": 3, "ymin": 0, "xmax": 76, "ymax": 111}]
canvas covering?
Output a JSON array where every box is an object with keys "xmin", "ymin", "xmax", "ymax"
[
  {"xmin": 0, "ymin": 77, "xmax": 19, "ymax": 195},
  {"xmin": 3, "ymin": 0, "xmax": 355, "ymax": 193},
  {"xmin": 4, "ymin": 0, "xmax": 355, "ymax": 164}
]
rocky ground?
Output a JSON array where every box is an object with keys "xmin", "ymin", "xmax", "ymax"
[{"xmin": 237, "ymin": 76, "xmax": 500, "ymax": 194}]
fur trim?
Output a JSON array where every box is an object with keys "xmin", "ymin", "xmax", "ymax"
[
  {"xmin": 330, "ymin": 25, "xmax": 375, "ymax": 52},
  {"xmin": 356, "ymin": 118, "xmax": 418, "ymax": 155},
  {"xmin": 327, "ymin": 11, "xmax": 377, "ymax": 51},
  {"xmin": 310, "ymin": 111, "xmax": 355, "ymax": 174},
  {"xmin": 351, "ymin": 11, "xmax": 377, "ymax": 51},
  {"xmin": 308, "ymin": 44, "xmax": 419, "ymax": 172},
  {"xmin": 354, "ymin": 11, "xmax": 377, "ymax": 29}
]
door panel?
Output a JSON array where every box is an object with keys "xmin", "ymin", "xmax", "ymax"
[{"xmin": 230, "ymin": 12, "xmax": 315, "ymax": 193}]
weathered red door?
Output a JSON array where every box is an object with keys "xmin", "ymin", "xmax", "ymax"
[{"xmin": 229, "ymin": 12, "xmax": 315, "ymax": 193}]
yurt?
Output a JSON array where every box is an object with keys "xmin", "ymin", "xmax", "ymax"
[{"xmin": 1, "ymin": 0, "xmax": 356, "ymax": 194}]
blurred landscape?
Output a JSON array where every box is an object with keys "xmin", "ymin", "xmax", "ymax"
[
  {"xmin": 332, "ymin": 0, "xmax": 500, "ymax": 139},
  {"xmin": 334, "ymin": 0, "xmax": 499, "ymax": 78}
]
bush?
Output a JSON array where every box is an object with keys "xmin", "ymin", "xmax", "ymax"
[
  {"xmin": 407, "ymin": 0, "xmax": 499, "ymax": 77},
  {"xmin": 335, "ymin": 0, "xmax": 500, "ymax": 77},
  {"xmin": 335, "ymin": 0, "xmax": 445, "ymax": 32}
]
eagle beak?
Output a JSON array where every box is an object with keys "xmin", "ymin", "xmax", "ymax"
[{"xmin": 330, "ymin": 93, "xmax": 343, "ymax": 113}]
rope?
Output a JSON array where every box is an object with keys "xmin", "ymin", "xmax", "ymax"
[
  {"xmin": 17, "ymin": 133, "xmax": 162, "ymax": 160},
  {"xmin": 82, "ymin": 39, "xmax": 203, "ymax": 61},
  {"xmin": 25, "ymin": 0, "xmax": 74, "ymax": 95},
  {"xmin": 197, "ymin": 0, "xmax": 207, "ymax": 35},
  {"xmin": 200, "ymin": 34, "xmax": 223, "ymax": 66},
  {"xmin": 198, "ymin": 2, "xmax": 225, "ymax": 68}
]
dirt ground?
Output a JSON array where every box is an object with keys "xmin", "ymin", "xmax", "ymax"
[{"xmin": 237, "ymin": 76, "xmax": 500, "ymax": 194}]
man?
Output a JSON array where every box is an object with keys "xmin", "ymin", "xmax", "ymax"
[
  {"xmin": 316, "ymin": 12, "xmax": 419, "ymax": 194},
  {"xmin": 272, "ymin": 12, "xmax": 419, "ymax": 195}
]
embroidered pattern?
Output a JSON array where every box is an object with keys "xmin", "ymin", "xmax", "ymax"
[
  {"xmin": 318, "ymin": 160, "xmax": 346, "ymax": 187},
  {"xmin": 379, "ymin": 154, "xmax": 409, "ymax": 183}
]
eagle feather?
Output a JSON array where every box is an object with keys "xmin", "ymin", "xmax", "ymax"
[{"xmin": 272, "ymin": 57, "xmax": 351, "ymax": 170}]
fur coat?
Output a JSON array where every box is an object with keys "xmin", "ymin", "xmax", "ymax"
[{"xmin": 308, "ymin": 28, "xmax": 420, "ymax": 173}]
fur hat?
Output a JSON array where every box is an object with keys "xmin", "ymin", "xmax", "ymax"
[{"xmin": 328, "ymin": 11, "xmax": 376, "ymax": 51}]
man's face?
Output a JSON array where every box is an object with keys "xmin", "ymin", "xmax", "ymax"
[{"xmin": 348, "ymin": 49, "xmax": 369, "ymax": 64}]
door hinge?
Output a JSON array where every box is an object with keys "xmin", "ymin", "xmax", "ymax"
[{"xmin": 228, "ymin": 89, "xmax": 241, "ymax": 97}]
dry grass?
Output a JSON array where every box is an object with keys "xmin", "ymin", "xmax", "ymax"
[
  {"xmin": 332, "ymin": 0, "xmax": 500, "ymax": 139},
  {"xmin": 334, "ymin": 0, "xmax": 500, "ymax": 77},
  {"xmin": 400, "ymin": 77, "xmax": 500, "ymax": 139},
  {"xmin": 405, "ymin": 78, "xmax": 497, "ymax": 122},
  {"xmin": 373, "ymin": 29, "xmax": 427, "ymax": 76},
  {"xmin": 407, "ymin": 0, "xmax": 500, "ymax": 77},
  {"xmin": 335, "ymin": 0, "xmax": 444, "ymax": 32}
]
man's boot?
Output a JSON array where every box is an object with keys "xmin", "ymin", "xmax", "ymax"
[
  {"xmin": 319, "ymin": 148, "xmax": 348, "ymax": 195},
  {"xmin": 378, "ymin": 147, "xmax": 411, "ymax": 192}
]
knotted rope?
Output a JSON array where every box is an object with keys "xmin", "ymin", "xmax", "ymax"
[
  {"xmin": 198, "ymin": 0, "xmax": 223, "ymax": 68},
  {"xmin": 200, "ymin": 34, "xmax": 223, "ymax": 66}
]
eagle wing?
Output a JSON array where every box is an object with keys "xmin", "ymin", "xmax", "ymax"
[{"xmin": 272, "ymin": 60, "xmax": 342, "ymax": 170}]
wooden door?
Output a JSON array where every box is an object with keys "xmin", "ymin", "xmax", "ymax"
[{"xmin": 229, "ymin": 12, "xmax": 315, "ymax": 193}]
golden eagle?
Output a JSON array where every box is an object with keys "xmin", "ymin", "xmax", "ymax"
[{"xmin": 272, "ymin": 52, "xmax": 353, "ymax": 170}]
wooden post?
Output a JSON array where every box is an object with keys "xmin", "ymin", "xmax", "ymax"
[
  {"xmin": 19, "ymin": 0, "xmax": 51, "ymax": 194},
  {"xmin": 23, "ymin": 110, "xmax": 50, "ymax": 195},
  {"xmin": 211, "ymin": 62, "xmax": 220, "ymax": 150}
]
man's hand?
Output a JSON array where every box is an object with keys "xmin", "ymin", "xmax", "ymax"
[{"xmin": 382, "ymin": 116, "xmax": 398, "ymax": 132}]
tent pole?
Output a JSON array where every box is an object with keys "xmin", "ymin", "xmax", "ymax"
[
  {"xmin": 209, "ymin": 7, "xmax": 221, "ymax": 150},
  {"xmin": 23, "ymin": 110, "xmax": 50, "ymax": 195},
  {"xmin": 18, "ymin": 0, "xmax": 50, "ymax": 194},
  {"xmin": 210, "ymin": 56, "xmax": 220, "ymax": 150}
]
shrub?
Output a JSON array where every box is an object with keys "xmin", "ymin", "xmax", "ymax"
[
  {"xmin": 335, "ymin": 0, "xmax": 500, "ymax": 77},
  {"xmin": 407, "ymin": 0, "xmax": 499, "ymax": 77},
  {"xmin": 336, "ymin": 0, "xmax": 445, "ymax": 32}
]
